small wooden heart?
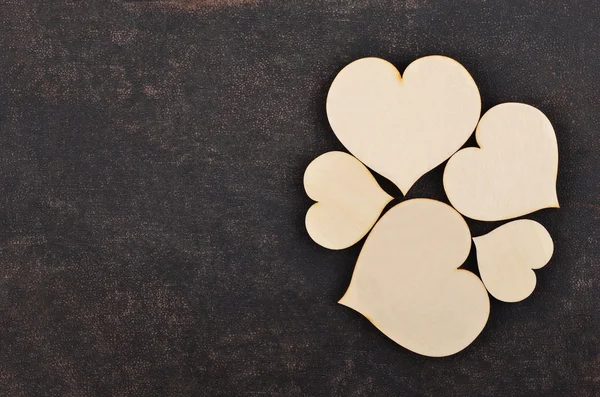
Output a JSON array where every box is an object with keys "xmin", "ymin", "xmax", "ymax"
[
  {"xmin": 474, "ymin": 219, "xmax": 554, "ymax": 303},
  {"xmin": 304, "ymin": 151, "xmax": 392, "ymax": 250}
]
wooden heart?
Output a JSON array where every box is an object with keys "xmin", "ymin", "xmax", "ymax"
[
  {"xmin": 474, "ymin": 220, "xmax": 554, "ymax": 303},
  {"xmin": 326, "ymin": 56, "xmax": 481, "ymax": 194},
  {"xmin": 304, "ymin": 151, "xmax": 392, "ymax": 250},
  {"xmin": 444, "ymin": 103, "xmax": 559, "ymax": 221},
  {"xmin": 339, "ymin": 199, "xmax": 489, "ymax": 357}
]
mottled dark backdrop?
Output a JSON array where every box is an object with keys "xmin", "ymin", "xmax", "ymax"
[{"xmin": 0, "ymin": 0, "xmax": 598, "ymax": 396}]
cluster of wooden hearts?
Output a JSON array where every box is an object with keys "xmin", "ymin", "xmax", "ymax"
[{"xmin": 304, "ymin": 56, "xmax": 559, "ymax": 357}]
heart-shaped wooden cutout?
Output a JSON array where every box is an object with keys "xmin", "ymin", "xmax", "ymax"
[
  {"xmin": 304, "ymin": 151, "xmax": 392, "ymax": 250},
  {"xmin": 339, "ymin": 199, "xmax": 489, "ymax": 357},
  {"xmin": 444, "ymin": 103, "xmax": 559, "ymax": 221},
  {"xmin": 474, "ymin": 219, "xmax": 554, "ymax": 303},
  {"xmin": 326, "ymin": 56, "xmax": 481, "ymax": 194}
]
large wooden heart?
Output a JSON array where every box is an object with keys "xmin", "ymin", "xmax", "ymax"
[
  {"xmin": 339, "ymin": 199, "xmax": 490, "ymax": 357},
  {"xmin": 326, "ymin": 56, "xmax": 481, "ymax": 194}
]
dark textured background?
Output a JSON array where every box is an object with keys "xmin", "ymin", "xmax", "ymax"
[{"xmin": 1, "ymin": 0, "xmax": 599, "ymax": 396}]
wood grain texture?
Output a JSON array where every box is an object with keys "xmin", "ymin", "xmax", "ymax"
[
  {"xmin": 304, "ymin": 151, "xmax": 392, "ymax": 250},
  {"xmin": 474, "ymin": 220, "xmax": 554, "ymax": 303},
  {"xmin": 1, "ymin": 0, "xmax": 599, "ymax": 396},
  {"xmin": 340, "ymin": 199, "xmax": 490, "ymax": 357},
  {"xmin": 444, "ymin": 103, "xmax": 559, "ymax": 221}
]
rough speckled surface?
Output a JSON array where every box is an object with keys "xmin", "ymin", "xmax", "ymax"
[{"xmin": 1, "ymin": 1, "xmax": 599, "ymax": 396}]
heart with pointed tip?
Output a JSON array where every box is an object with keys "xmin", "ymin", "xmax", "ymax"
[
  {"xmin": 326, "ymin": 56, "xmax": 481, "ymax": 194},
  {"xmin": 304, "ymin": 151, "xmax": 392, "ymax": 250},
  {"xmin": 474, "ymin": 219, "xmax": 554, "ymax": 303},
  {"xmin": 339, "ymin": 199, "xmax": 489, "ymax": 357},
  {"xmin": 444, "ymin": 103, "xmax": 559, "ymax": 221}
]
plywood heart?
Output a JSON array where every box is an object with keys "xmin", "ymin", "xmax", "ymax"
[
  {"xmin": 474, "ymin": 220, "xmax": 554, "ymax": 302},
  {"xmin": 304, "ymin": 152, "xmax": 392, "ymax": 250},
  {"xmin": 327, "ymin": 56, "xmax": 481, "ymax": 194},
  {"xmin": 340, "ymin": 199, "xmax": 490, "ymax": 357},
  {"xmin": 444, "ymin": 103, "xmax": 559, "ymax": 221}
]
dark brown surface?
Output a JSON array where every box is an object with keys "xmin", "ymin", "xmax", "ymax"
[{"xmin": 1, "ymin": 1, "xmax": 599, "ymax": 396}]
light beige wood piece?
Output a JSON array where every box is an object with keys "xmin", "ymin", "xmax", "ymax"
[
  {"xmin": 474, "ymin": 220, "xmax": 553, "ymax": 303},
  {"xmin": 304, "ymin": 151, "xmax": 392, "ymax": 250},
  {"xmin": 326, "ymin": 56, "xmax": 481, "ymax": 194},
  {"xmin": 444, "ymin": 103, "xmax": 559, "ymax": 221},
  {"xmin": 339, "ymin": 199, "xmax": 489, "ymax": 357}
]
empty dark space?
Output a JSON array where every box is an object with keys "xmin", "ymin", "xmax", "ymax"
[{"xmin": 0, "ymin": 1, "xmax": 599, "ymax": 396}]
